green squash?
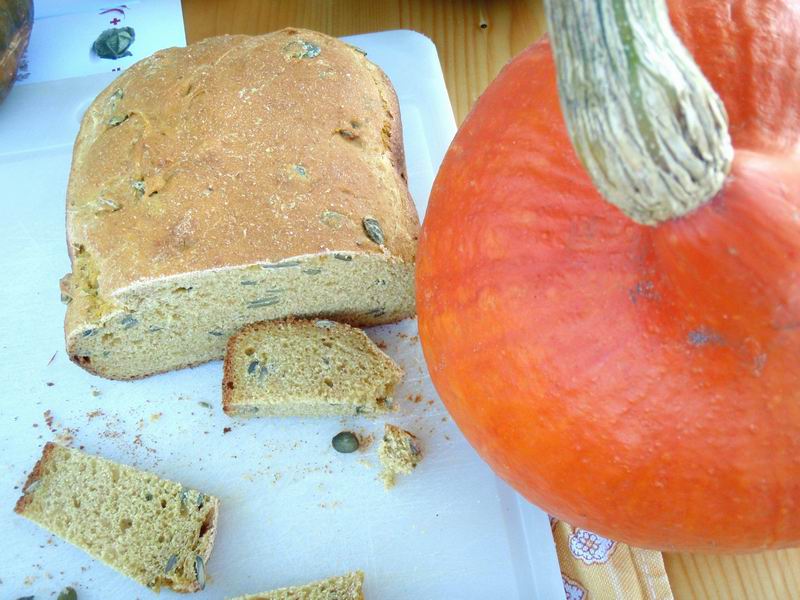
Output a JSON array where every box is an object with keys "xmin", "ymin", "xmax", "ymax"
[{"xmin": 0, "ymin": 0, "xmax": 33, "ymax": 104}]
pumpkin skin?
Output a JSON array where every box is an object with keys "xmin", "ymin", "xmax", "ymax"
[
  {"xmin": 0, "ymin": 0, "xmax": 33, "ymax": 104},
  {"xmin": 416, "ymin": 0, "xmax": 800, "ymax": 552}
]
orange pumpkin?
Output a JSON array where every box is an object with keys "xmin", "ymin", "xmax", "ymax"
[{"xmin": 416, "ymin": 0, "xmax": 800, "ymax": 551}]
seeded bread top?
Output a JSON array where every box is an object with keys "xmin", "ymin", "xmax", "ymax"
[{"xmin": 66, "ymin": 28, "xmax": 418, "ymax": 297}]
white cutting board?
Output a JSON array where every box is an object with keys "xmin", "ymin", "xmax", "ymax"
[{"xmin": 0, "ymin": 30, "xmax": 564, "ymax": 600}]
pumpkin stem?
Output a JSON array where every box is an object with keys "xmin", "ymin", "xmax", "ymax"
[{"xmin": 543, "ymin": 0, "xmax": 733, "ymax": 225}]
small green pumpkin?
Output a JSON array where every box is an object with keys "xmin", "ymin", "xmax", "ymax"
[{"xmin": 0, "ymin": 0, "xmax": 33, "ymax": 104}]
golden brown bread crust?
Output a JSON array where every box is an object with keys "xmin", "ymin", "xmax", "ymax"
[
  {"xmin": 65, "ymin": 28, "xmax": 418, "ymax": 298},
  {"xmin": 14, "ymin": 442, "xmax": 56, "ymax": 515}
]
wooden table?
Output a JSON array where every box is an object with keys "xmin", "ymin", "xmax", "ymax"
[{"xmin": 181, "ymin": 1, "xmax": 800, "ymax": 598}]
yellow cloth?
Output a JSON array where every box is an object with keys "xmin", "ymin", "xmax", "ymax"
[{"xmin": 551, "ymin": 517, "xmax": 674, "ymax": 600}]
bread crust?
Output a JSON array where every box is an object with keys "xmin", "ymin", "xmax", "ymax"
[
  {"xmin": 14, "ymin": 441, "xmax": 56, "ymax": 514},
  {"xmin": 64, "ymin": 28, "xmax": 418, "ymax": 297}
]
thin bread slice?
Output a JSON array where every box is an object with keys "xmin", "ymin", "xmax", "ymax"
[
  {"xmin": 63, "ymin": 28, "xmax": 419, "ymax": 380},
  {"xmin": 223, "ymin": 319, "xmax": 402, "ymax": 418},
  {"xmin": 378, "ymin": 424, "xmax": 422, "ymax": 489},
  {"xmin": 229, "ymin": 571, "xmax": 364, "ymax": 599},
  {"xmin": 14, "ymin": 443, "xmax": 219, "ymax": 592}
]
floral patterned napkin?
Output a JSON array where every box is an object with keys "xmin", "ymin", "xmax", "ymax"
[{"xmin": 551, "ymin": 517, "xmax": 674, "ymax": 599}]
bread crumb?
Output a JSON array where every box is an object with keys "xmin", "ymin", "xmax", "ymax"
[
  {"xmin": 91, "ymin": 386, "xmax": 102, "ymax": 397},
  {"xmin": 149, "ymin": 412, "xmax": 162, "ymax": 422},
  {"xmin": 379, "ymin": 424, "xmax": 422, "ymax": 489},
  {"xmin": 356, "ymin": 432, "xmax": 374, "ymax": 452},
  {"xmin": 223, "ymin": 427, "xmax": 232, "ymax": 434}
]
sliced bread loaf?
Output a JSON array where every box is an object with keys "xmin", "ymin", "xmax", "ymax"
[
  {"xmin": 14, "ymin": 443, "xmax": 219, "ymax": 592},
  {"xmin": 229, "ymin": 571, "xmax": 364, "ymax": 600},
  {"xmin": 223, "ymin": 319, "xmax": 402, "ymax": 417},
  {"xmin": 63, "ymin": 27, "xmax": 418, "ymax": 379},
  {"xmin": 379, "ymin": 424, "xmax": 422, "ymax": 488}
]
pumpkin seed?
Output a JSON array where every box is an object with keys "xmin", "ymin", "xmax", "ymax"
[
  {"xmin": 26, "ymin": 479, "xmax": 41, "ymax": 493},
  {"xmin": 248, "ymin": 360, "xmax": 260, "ymax": 375},
  {"xmin": 180, "ymin": 489, "xmax": 189, "ymax": 505},
  {"xmin": 302, "ymin": 268, "xmax": 322, "ymax": 275},
  {"xmin": 332, "ymin": 431, "xmax": 359, "ymax": 453},
  {"xmin": 57, "ymin": 587, "xmax": 78, "ymax": 600},
  {"xmin": 362, "ymin": 217, "xmax": 385, "ymax": 245},
  {"xmin": 16, "ymin": 596, "xmax": 35, "ymax": 600},
  {"xmin": 336, "ymin": 128, "xmax": 359, "ymax": 141},
  {"xmin": 240, "ymin": 280, "xmax": 258, "ymax": 286},
  {"xmin": 261, "ymin": 261, "xmax": 300, "ymax": 269},
  {"xmin": 208, "ymin": 330, "xmax": 224, "ymax": 336},
  {"xmin": 367, "ymin": 307, "xmax": 386, "ymax": 317},
  {"xmin": 347, "ymin": 43, "xmax": 367, "ymax": 56},
  {"xmin": 314, "ymin": 320, "xmax": 336, "ymax": 329},
  {"xmin": 320, "ymin": 210, "xmax": 346, "ymax": 229},
  {"xmin": 196, "ymin": 494, "xmax": 205, "ymax": 509},
  {"xmin": 283, "ymin": 39, "xmax": 321, "ymax": 59},
  {"xmin": 333, "ymin": 253, "xmax": 353, "ymax": 262},
  {"xmin": 247, "ymin": 297, "xmax": 281, "ymax": 308},
  {"xmin": 293, "ymin": 164, "xmax": 308, "ymax": 177},
  {"xmin": 120, "ymin": 315, "xmax": 138, "ymax": 329},
  {"xmin": 147, "ymin": 325, "xmax": 163, "ymax": 333},
  {"xmin": 107, "ymin": 114, "xmax": 128, "ymax": 127},
  {"xmin": 145, "ymin": 492, "xmax": 153, "ymax": 501},
  {"xmin": 257, "ymin": 363, "xmax": 274, "ymax": 379},
  {"xmin": 82, "ymin": 328, "xmax": 97, "ymax": 338},
  {"xmin": 95, "ymin": 197, "xmax": 121, "ymax": 213},
  {"xmin": 110, "ymin": 88, "xmax": 124, "ymax": 102},
  {"xmin": 132, "ymin": 180, "xmax": 145, "ymax": 195},
  {"xmin": 194, "ymin": 555, "xmax": 206, "ymax": 590},
  {"xmin": 408, "ymin": 439, "xmax": 422, "ymax": 457},
  {"xmin": 93, "ymin": 26, "xmax": 135, "ymax": 60},
  {"xmin": 198, "ymin": 401, "xmax": 212, "ymax": 409},
  {"xmin": 61, "ymin": 292, "xmax": 73, "ymax": 304},
  {"xmin": 164, "ymin": 554, "xmax": 178, "ymax": 574}
]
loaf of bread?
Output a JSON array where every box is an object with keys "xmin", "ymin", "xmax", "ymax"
[
  {"xmin": 62, "ymin": 28, "xmax": 419, "ymax": 379},
  {"xmin": 229, "ymin": 571, "xmax": 364, "ymax": 600},
  {"xmin": 379, "ymin": 424, "xmax": 422, "ymax": 488},
  {"xmin": 15, "ymin": 443, "xmax": 219, "ymax": 592},
  {"xmin": 223, "ymin": 318, "xmax": 402, "ymax": 417}
]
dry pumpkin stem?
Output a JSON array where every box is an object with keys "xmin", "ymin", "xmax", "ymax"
[{"xmin": 543, "ymin": 0, "xmax": 733, "ymax": 225}]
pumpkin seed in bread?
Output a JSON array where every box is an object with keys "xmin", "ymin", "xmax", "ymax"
[{"xmin": 15, "ymin": 443, "xmax": 219, "ymax": 592}]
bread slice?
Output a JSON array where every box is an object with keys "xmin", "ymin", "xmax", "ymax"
[
  {"xmin": 229, "ymin": 571, "xmax": 364, "ymax": 600},
  {"xmin": 223, "ymin": 319, "xmax": 402, "ymax": 417},
  {"xmin": 14, "ymin": 443, "xmax": 219, "ymax": 592},
  {"xmin": 62, "ymin": 27, "xmax": 419, "ymax": 379},
  {"xmin": 379, "ymin": 424, "xmax": 422, "ymax": 488}
]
